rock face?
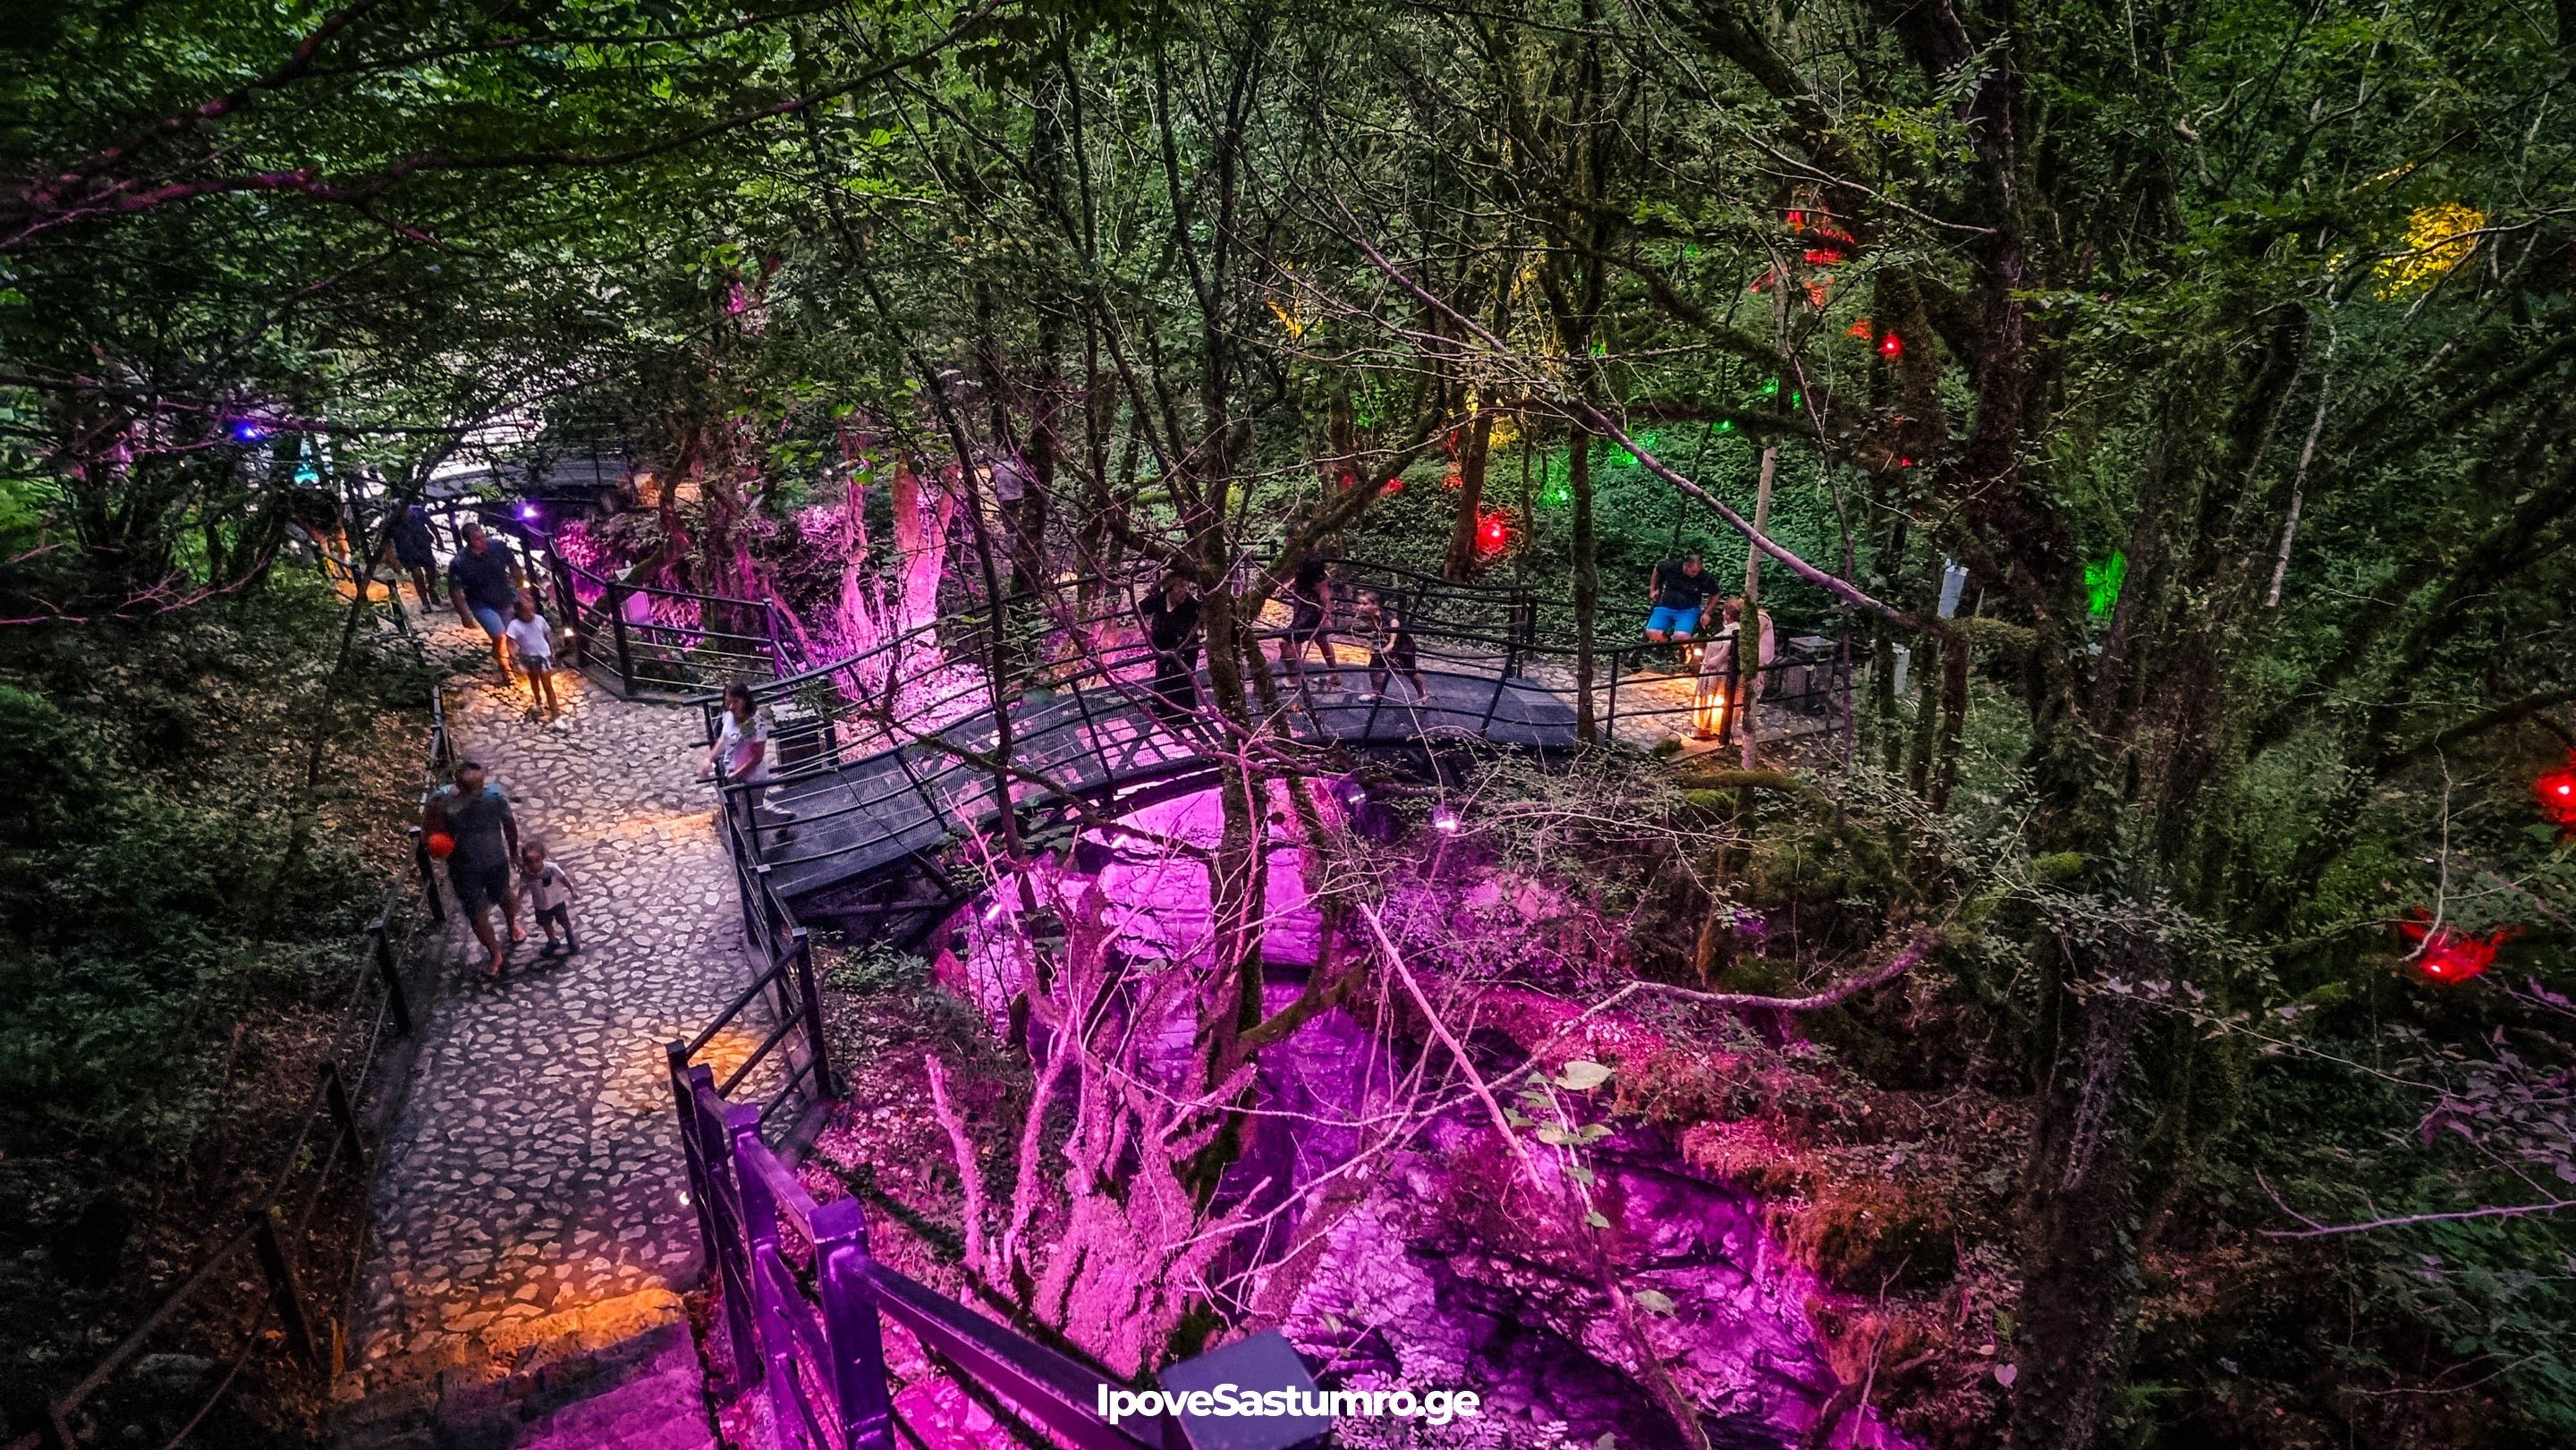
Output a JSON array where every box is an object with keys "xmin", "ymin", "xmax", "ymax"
[{"xmin": 1254, "ymin": 1073, "xmax": 1910, "ymax": 1450}]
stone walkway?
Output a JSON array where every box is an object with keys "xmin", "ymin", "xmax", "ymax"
[{"xmin": 343, "ymin": 629, "xmax": 758, "ymax": 1404}]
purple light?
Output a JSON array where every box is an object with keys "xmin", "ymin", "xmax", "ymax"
[
  {"xmin": 230, "ymin": 420, "xmax": 270, "ymax": 444},
  {"xmin": 517, "ymin": 503, "xmax": 538, "ymax": 521},
  {"xmin": 1430, "ymin": 808, "xmax": 1461, "ymax": 833}
]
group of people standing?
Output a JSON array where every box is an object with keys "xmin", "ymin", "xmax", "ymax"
[
  {"xmin": 1645, "ymin": 553, "xmax": 1774, "ymax": 742},
  {"xmin": 1133, "ymin": 558, "xmax": 1431, "ymax": 725}
]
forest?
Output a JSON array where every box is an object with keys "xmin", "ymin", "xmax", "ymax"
[{"xmin": 3, "ymin": 1, "xmax": 2574, "ymax": 1448}]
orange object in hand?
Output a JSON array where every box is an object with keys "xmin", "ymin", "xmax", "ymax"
[{"xmin": 427, "ymin": 832, "xmax": 456, "ymax": 859}]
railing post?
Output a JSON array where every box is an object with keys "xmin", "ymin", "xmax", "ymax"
[
  {"xmin": 684, "ymin": 1066, "xmax": 761, "ymax": 1391},
  {"xmin": 409, "ymin": 827, "xmax": 445, "ymax": 927},
  {"xmin": 320, "ymin": 1060, "xmax": 364, "ymax": 1163},
  {"xmin": 1606, "ymin": 644, "xmax": 1623, "ymax": 738},
  {"xmin": 247, "ymin": 1206, "xmax": 322, "ymax": 1369},
  {"xmin": 369, "ymin": 917, "xmax": 413, "ymax": 1038},
  {"xmin": 547, "ymin": 547, "xmax": 582, "ymax": 658},
  {"xmin": 607, "ymin": 582, "xmax": 638, "ymax": 696},
  {"xmin": 667, "ymin": 1045, "xmax": 725, "ymax": 1283},
  {"xmin": 725, "ymin": 1103, "xmax": 801, "ymax": 1428},
  {"xmin": 790, "ymin": 929, "xmax": 837, "ymax": 1100},
  {"xmin": 811, "ymin": 1197, "xmax": 898, "ymax": 1450}
]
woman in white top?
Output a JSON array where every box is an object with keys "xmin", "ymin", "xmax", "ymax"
[
  {"xmin": 503, "ymin": 591, "xmax": 563, "ymax": 724},
  {"xmin": 702, "ymin": 682, "xmax": 797, "ymax": 835}
]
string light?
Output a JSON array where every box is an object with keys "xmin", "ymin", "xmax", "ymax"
[
  {"xmin": 2538, "ymin": 755, "xmax": 2576, "ymax": 830},
  {"xmin": 2398, "ymin": 913, "xmax": 2509, "ymax": 983}
]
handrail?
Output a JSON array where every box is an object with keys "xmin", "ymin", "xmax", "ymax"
[
  {"xmin": 6, "ymin": 687, "xmax": 456, "ymax": 1450},
  {"xmin": 669, "ymin": 1064, "xmax": 1157, "ymax": 1450}
]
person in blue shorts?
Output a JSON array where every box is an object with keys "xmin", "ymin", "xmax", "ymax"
[
  {"xmin": 1645, "ymin": 554, "xmax": 1717, "ymax": 664},
  {"xmin": 446, "ymin": 522, "xmax": 522, "ymax": 676}
]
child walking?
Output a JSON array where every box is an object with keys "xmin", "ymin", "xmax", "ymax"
[
  {"xmin": 519, "ymin": 843, "xmax": 579, "ymax": 956},
  {"xmin": 503, "ymin": 591, "xmax": 563, "ymax": 725}
]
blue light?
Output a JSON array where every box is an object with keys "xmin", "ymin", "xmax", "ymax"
[{"xmin": 231, "ymin": 420, "xmax": 270, "ymax": 444}]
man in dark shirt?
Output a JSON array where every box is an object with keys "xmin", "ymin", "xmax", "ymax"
[
  {"xmin": 447, "ymin": 522, "xmax": 522, "ymax": 674},
  {"xmin": 424, "ymin": 760, "xmax": 524, "ymax": 979},
  {"xmin": 1646, "ymin": 554, "xmax": 1717, "ymax": 654},
  {"xmin": 1138, "ymin": 572, "xmax": 1202, "ymax": 725},
  {"xmin": 391, "ymin": 503, "xmax": 438, "ymax": 614}
]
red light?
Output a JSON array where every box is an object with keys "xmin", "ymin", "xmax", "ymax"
[
  {"xmin": 1442, "ymin": 469, "xmax": 1463, "ymax": 490},
  {"xmin": 2538, "ymin": 756, "xmax": 2576, "ymax": 829},
  {"xmin": 1803, "ymin": 248, "xmax": 1845, "ymax": 267},
  {"xmin": 1786, "ymin": 209, "xmax": 1807, "ymax": 230},
  {"xmin": 1847, "ymin": 318, "xmax": 1875, "ymax": 339},
  {"xmin": 1477, "ymin": 512, "xmax": 1507, "ymax": 554},
  {"xmin": 1877, "ymin": 332, "xmax": 1904, "ymax": 358},
  {"xmin": 2398, "ymin": 912, "xmax": 2510, "ymax": 983},
  {"xmin": 1898, "ymin": 456, "xmax": 1914, "ymax": 469},
  {"xmin": 1381, "ymin": 478, "xmax": 1403, "ymax": 496}
]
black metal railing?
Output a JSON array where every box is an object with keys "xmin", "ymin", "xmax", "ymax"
[{"xmin": 4, "ymin": 688, "xmax": 457, "ymax": 1450}]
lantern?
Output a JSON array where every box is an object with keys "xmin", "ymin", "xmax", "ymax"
[
  {"xmin": 2397, "ymin": 913, "xmax": 2508, "ymax": 983},
  {"xmin": 2538, "ymin": 755, "xmax": 2576, "ymax": 830}
]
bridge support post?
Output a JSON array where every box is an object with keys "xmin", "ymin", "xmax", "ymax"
[{"xmin": 790, "ymin": 928, "xmax": 838, "ymax": 1100}]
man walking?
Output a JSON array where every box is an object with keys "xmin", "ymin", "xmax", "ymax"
[
  {"xmin": 1138, "ymin": 572, "xmax": 1203, "ymax": 726},
  {"xmin": 424, "ymin": 759, "xmax": 524, "ymax": 979},
  {"xmin": 447, "ymin": 522, "xmax": 523, "ymax": 676},
  {"xmin": 391, "ymin": 502, "xmax": 439, "ymax": 615}
]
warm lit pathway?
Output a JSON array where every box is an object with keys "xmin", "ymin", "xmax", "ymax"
[{"xmin": 337, "ymin": 625, "xmax": 747, "ymax": 1447}]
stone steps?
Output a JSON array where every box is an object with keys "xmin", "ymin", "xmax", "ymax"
[{"xmin": 332, "ymin": 1320, "xmax": 717, "ymax": 1450}]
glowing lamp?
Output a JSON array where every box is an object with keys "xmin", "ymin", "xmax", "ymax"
[
  {"xmin": 2538, "ymin": 756, "xmax": 2576, "ymax": 829},
  {"xmin": 517, "ymin": 503, "xmax": 538, "ymax": 521},
  {"xmin": 2398, "ymin": 913, "xmax": 2508, "ymax": 983},
  {"xmin": 1477, "ymin": 513, "xmax": 1507, "ymax": 554},
  {"xmin": 1877, "ymin": 333, "xmax": 1904, "ymax": 359},
  {"xmin": 1430, "ymin": 808, "xmax": 1461, "ymax": 833},
  {"xmin": 1760, "ymin": 377, "xmax": 1781, "ymax": 397},
  {"xmin": 1716, "ymin": 419, "xmax": 1735, "ymax": 433},
  {"xmin": 231, "ymin": 420, "xmax": 270, "ymax": 444}
]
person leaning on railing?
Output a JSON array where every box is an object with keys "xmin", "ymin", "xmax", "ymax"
[{"xmin": 702, "ymin": 682, "xmax": 799, "ymax": 840}]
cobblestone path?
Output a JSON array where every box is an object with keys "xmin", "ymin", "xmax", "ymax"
[{"xmin": 345, "ymin": 634, "xmax": 757, "ymax": 1399}]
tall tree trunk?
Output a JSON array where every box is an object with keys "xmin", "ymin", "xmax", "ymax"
[
  {"xmin": 1441, "ymin": 410, "xmax": 1496, "ymax": 580},
  {"xmin": 1572, "ymin": 427, "xmax": 1598, "ymax": 742}
]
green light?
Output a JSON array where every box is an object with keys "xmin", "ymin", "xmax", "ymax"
[
  {"xmin": 1760, "ymin": 377, "xmax": 1780, "ymax": 396},
  {"xmin": 2085, "ymin": 552, "xmax": 2126, "ymax": 617},
  {"xmin": 1790, "ymin": 392, "xmax": 1801, "ymax": 408},
  {"xmin": 1716, "ymin": 419, "xmax": 1735, "ymax": 433},
  {"xmin": 1540, "ymin": 481, "xmax": 1572, "ymax": 508}
]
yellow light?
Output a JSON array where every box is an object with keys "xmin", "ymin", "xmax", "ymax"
[{"xmin": 2375, "ymin": 202, "xmax": 2485, "ymax": 298}]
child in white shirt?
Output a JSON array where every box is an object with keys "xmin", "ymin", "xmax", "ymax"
[
  {"xmin": 503, "ymin": 592, "xmax": 563, "ymax": 724},
  {"xmin": 519, "ymin": 843, "xmax": 579, "ymax": 955}
]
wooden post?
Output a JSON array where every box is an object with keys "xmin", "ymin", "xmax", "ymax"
[
  {"xmin": 247, "ymin": 1207, "xmax": 321, "ymax": 1368},
  {"xmin": 320, "ymin": 1060, "xmax": 364, "ymax": 1163},
  {"xmin": 812, "ymin": 1196, "xmax": 899, "ymax": 1450},
  {"xmin": 369, "ymin": 918, "xmax": 413, "ymax": 1038},
  {"xmin": 607, "ymin": 582, "xmax": 638, "ymax": 695},
  {"xmin": 409, "ymin": 827, "xmax": 445, "ymax": 926},
  {"xmin": 791, "ymin": 929, "xmax": 837, "ymax": 1100}
]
